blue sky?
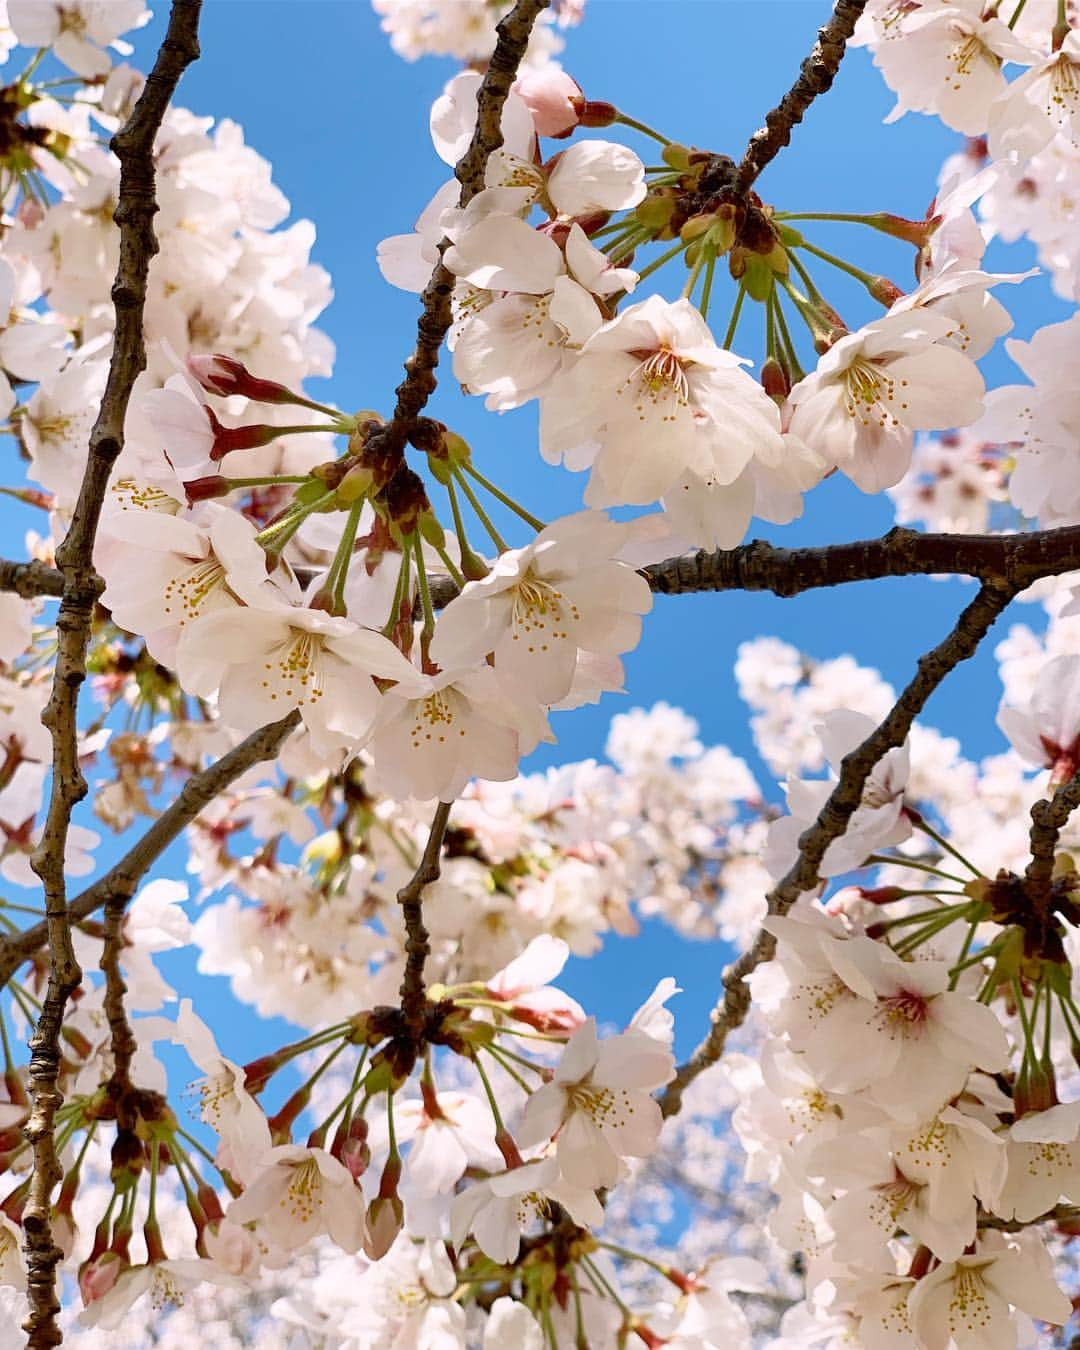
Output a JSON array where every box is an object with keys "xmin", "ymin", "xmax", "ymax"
[{"xmin": 5, "ymin": 2, "xmax": 1070, "ymax": 1063}]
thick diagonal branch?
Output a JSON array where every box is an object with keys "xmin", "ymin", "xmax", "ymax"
[
  {"xmin": 398, "ymin": 800, "xmax": 453, "ymax": 1039},
  {"xmin": 1025, "ymin": 770, "xmax": 1080, "ymax": 909},
  {"xmin": 736, "ymin": 0, "xmax": 869, "ymax": 194},
  {"xmin": 20, "ymin": 14, "xmax": 203, "ymax": 1337},
  {"xmin": 0, "ymin": 710, "xmax": 298, "ymax": 991},
  {"xmin": 658, "ymin": 580, "xmax": 1016, "ymax": 1119}
]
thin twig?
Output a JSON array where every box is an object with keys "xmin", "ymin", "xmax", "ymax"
[
  {"xmin": 736, "ymin": 0, "xmax": 869, "ymax": 194},
  {"xmin": 0, "ymin": 711, "xmax": 299, "ymax": 990},
  {"xmin": 21, "ymin": 6, "xmax": 202, "ymax": 1343},
  {"xmin": 373, "ymin": 0, "xmax": 550, "ymax": 460},
  {"xmin": 658, "ymin": 580, "xmax": 1016, "ymax": 1119},
  {"xmin": 397, "ymin": 800, "xmax": 453, "ymax": 1039},
  {"xmin": 1025, "ymin": 769, "xmax": 1080, "ymax": 908},
  {"xmin": 0, "ymin": 560, "xmax": 63, "ymax": 599}
]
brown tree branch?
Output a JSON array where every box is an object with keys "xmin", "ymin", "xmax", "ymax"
[
  {"xmin": 397, "ymin": 800, "xmax": 453, "ymax": 1039},
  {"xmin": 19, "ymin": 14, "xmax": 203, "ymax": 1334},
  {"xmin": 736, "ymin": 0, "xmax": 869, "ymax": 194},
  {"xmin": 0, "ymin": 561, "xmax": 64, "ymax": 600},
  {"xmin": 372, "ymin": 0, "xmax": 550, "ymax": 461},
  {"xmin": 0, "ymin": 710, "xmax": 299, "ymax": 991},
  {"xmin": 658, "ymin": 580, "xmax": 1016, "ymax": 1119},
  {"xmin": 1025, "ymin": 769, "xmax": 1080, "ymax": 908},
  {"xmin": 642, "ymin": 524, "xmax": 1080, "ymax": 598},
  {"xmin": 424, "ymin": 523, "xmax": 1080, "ymax": 614}
]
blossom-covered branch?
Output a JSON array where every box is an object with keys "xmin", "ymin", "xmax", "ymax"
[
  {"xmin": 660, "ymin": 578, "xmax": 1015, "ymax": 1119},
  {"xmin": 20, "ymin": 5, "xmax": 203, "ymax": 1344},
  {"xmin": 0, "ymin": 710, "xmax": 300, "ymax": 990}
]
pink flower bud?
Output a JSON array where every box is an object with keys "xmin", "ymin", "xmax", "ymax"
[
  {"xmin": 207, "ymin": 409, "xmax": 282, "ymax": 462},
  {"xmin": 79, "ymin": 1251, "xmax": 126, "ymax": 1305},
  {"xmin": 515, "ymin": 68, "xmax": 583, "ymax": 138},
  {"xmin": 187, "ymin": 354, "xmax": 303, "ymax": 406}
]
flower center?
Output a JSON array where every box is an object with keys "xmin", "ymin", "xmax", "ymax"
[
  {"xmin": 567, "ymin": 1083, "xmax": 635, "ymax": 1130},
  {"xmin": 410, "ymin": 690, "xmax": 466, "ymax": 748},
  {"xmin": 510, "ymin": 574, "xmax": 577, "ymax": 654},
  {"xmin": 624, "ymin": 346, "xmax": 691, "ymax": 420},
  {"xmin": 109, "ymin": 478, "xmax": 182, "ymax": 514},
  {"xmin": 1047, "ymin": 55, "xmax": 1080, "ymax": 130},
  {"xmin": 262, "ymin": 632, "xmax": 326, "ymax": 707},
  {"xmin": 879, "ymin": 989, "xmax": 930, "ymax": 1031},
  {"xmin": 842, "ymin": 357, "xmax": 909, "ymax": 429},
  {"xmin": 162, "ymin": 557, "xmax": 227, "ymax": 625},
  {"xmin": 946, "ymin": 31, "xmax": 993, "ymax": 89},
  {"xmin": 285, "ymin": 1157, "xmax": 323, "ymax": 1223},
  {"xmin": 948, "ymin": 1267, "xmax": 992, "ymax": 1335}
]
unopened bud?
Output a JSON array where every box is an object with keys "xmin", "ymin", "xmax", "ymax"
[
  {"xmin": 867, "ymin": 275, "xmax": 905, "ymax": 307},
  {"xmin": 1014, "ymin": 1056, "xmax": 1058, "ymax": 1117},
  {"xmin": 363, "ymin": 1195, "xmax": 404, "ymax": 1260},
  {"xmin": 661, "ymin": 142, "xmax": 692, "ymax": 172},
  {"xmin": 572, "ymin": 97, "xmax": 616, "ymax": 128},
  {"xmin": 182, "ymin": 474, "xmax": 230, "ymax": 503},
  {"xmin": 207, "ymin": 409, "xmax": 281, "ymax": 462},
  {"xmin": 760, "ymin": 357, "xmax": 790, "ymax": 403},
  {"xmin": 187, "ymin": 354, "xmax": 303, "ymax": 406}
]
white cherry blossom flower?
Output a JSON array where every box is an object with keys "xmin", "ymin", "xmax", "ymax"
[
  {"xmin": 907, "ymin": 1230, "xmax": 1071, "ymax": 1350},
  {"xmin": 541, "ymin": 294, "xmax": 786, "ymax": 508},
  {"xmin": 786, "ymin": 310, "xmax": 986, "ymax": 493},
  {"xmin": 988, "ymin": 31, "xmax": 1080, "ymax": 163},
  {"xmin": 450, "ymin": 1156, "xmax": 603, "ymax": 1263},
  {"xmin": 367, "ymin": 663, "xmax": 544, "ymax": 802},
  {"xmin": 430, "ymin": 510, "xmax": 651, "ymax": 705},
  {"xmin": 516, "ymin": 1015, "xmax": 675, "ymax": 1187},
  {"xmin": 870, "ymin": 0, "xmax": 1035, "ymax": 135},
  {"xmin": 445, "ymin": 220, "xmax": 635, "ymax": 410},
  {"xmin": 996, "ymin": 652, "xmax": 1080, "ymax": 782},
  {"xmin": 763, "ymin": 709, "xmax": 911, "ymax": 880},
  {"xmin": 177, "ymin": 599, "xmax": 415, "ymax": 757},
  {"xmin": 78, "ymin": 1259, "xmax": 241, "ymax": 1329},
  {"xmin": 227, "ymin": 1144, "xmax": 367, "ymax": 1253}
]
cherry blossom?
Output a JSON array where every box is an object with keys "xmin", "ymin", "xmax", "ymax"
[
  {"xmin": 227, "ymin": 1145, "xmax": 367, "ymax": 1253},
  {"xmin": 541, "ymin": 294, "xmax": 786, "ymax": 509},
  {"xmin": 516, "ymin": 1015, "xmax": 675, "ymax": 1187}
]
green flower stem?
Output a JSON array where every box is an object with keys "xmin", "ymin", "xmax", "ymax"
[
  {"xmin": 1006, "ymin": 0, "xmax": 1028, "ymax": 25},
  {"xmin": 482, "ymin": 1042, "xmax": 533, "ymax": 1094},
  {"xmin": 253, "ymin": 489, "xmax": 334, "ymax": 553},
  {"xmin": 1012, "ymin": 978, "xmax": 1037, "ymax": 1067},
  {"xmin": 431, "ymin": 537, "xmax": 466, "ymax": 589},
  {"xmin": 455, "ymin": 466, "xmax": 508, "ymax": 553},
  {"xmin": 382, "ymin": 545, "xmax": 412, "ymax": 638},
  {"xmin": 634, "ymin": 235, "xmax": 691, "ymax": 284},
  {"xmin": 317, "ymin": 1046, "xmax": 369, "ymax": 1140},
  {"xmin": 772, "ymin": 291, "xmax": 806, "ymax": 381},
  {"xmin": 795, "ymin": 240, "xmax": 881, "ymax": 290},
  {"xmin": 779, "ymin": 274, "xmax": 835, "ymax": 344},
  {"xmin": 893, "ymin": 904, "xmax": 972, "ymax": 956},
  {"xmin": 863, "ymin": 854, "xmax": 969, "ymax": 886},
  {"xmin": 722, "ymin": 281, "xmax": 747, "ymax": 350},
  {"xmin": 0, "ymin": 1006, "xmax": 12, "ymax": 1072},
  {"xmin": 682, "ymin": 243, "xmax": 710, "ymax": 301},
  {"xmin": 445, "ymin": 475, "xmax": 489, "ymax": 578},
  {"xmin": 472, "ymin": 1050, "xmax": 513, "ymax": 1134},
  {"xmin": 327, "ymin": 499, "xmax": 363, "ymax": 616},
  {"xmin": 463, "ymin": 460, "xmax": 546, "ymax": 532},
  {"xmin": 607, "ymin": 227, "xmax": 650, "ymax": 266},
  {"xmin": 876, "ymin": 899, "xmax": 971, "ymax": 931},
  {"xmin": 613, "ymin": 112, "xmax": 673, "ymax": 146},
  {"xmin": 948, "ymin": 918, "xmax": 981, "ymax": 989},
  {"xmin": 765, "ymin": 286, "xmax": 779, "ymax": 361},
  {"xmin": 413, "ymin": 532, "xmax": 436, "ymax": 661},
  {"xmin": 907, "ymin": 809, "xmax": 985, "ymax": 878},
  {"xmin": 699, "ymin": 244, "xmax": 717, "ymax": 321},
  {"xmin": 175, "ymin": 1125, "xmax": 222, "ymax": 1172}
]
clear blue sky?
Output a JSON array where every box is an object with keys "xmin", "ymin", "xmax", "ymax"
[{"xmin": 6, "ymin": 2, "xmax": 1069, "ymax": 1063}]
